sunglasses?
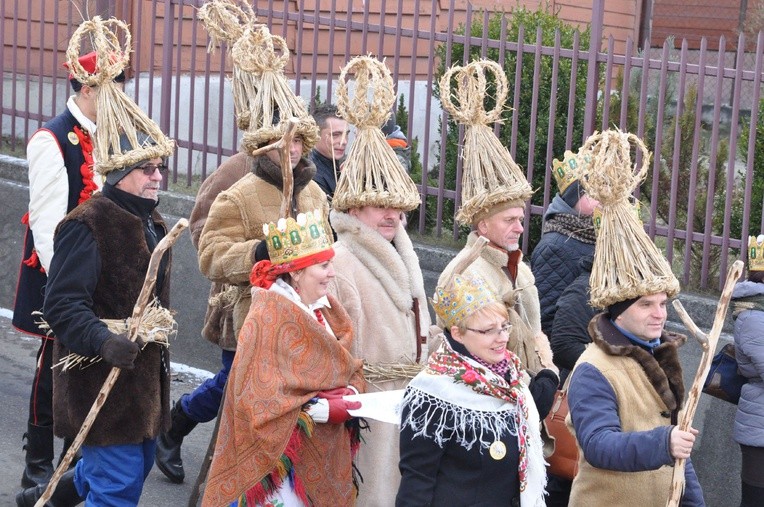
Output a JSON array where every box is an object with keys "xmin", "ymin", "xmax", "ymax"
[{"xmin": 136, "ymin": 163, "xmax": 169, "ymax": 176}]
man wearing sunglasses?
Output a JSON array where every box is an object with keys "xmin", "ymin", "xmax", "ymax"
[
  {"xmin": 13, "ymin": 50, "xmax": 126, "ymax": 491},
  {"xmin": 17, "ymin": 132, "xmax": 173, "ymax": 506}
]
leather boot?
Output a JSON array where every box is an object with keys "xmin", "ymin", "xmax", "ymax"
[
  {"xmin": 21, "ymin": 424, "xmax": 54, "ymax": 488},
  {"xmin": 16, "ymin": 469, "xmax": 83, "ymax": 507},
  {"xmin": 154, "ymin": 396, "xmax": 198, "ymax": 483}
]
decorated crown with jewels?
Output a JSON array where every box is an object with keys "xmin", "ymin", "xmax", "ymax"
[
  {"xmin": 432, "ymin": 274, "xmax": 499, "ymax": 328},
  {"xmin": 261, "ymin": 209, "xmax": 331, "ymax": 266},
  {"xmin": 552, "ymin": 149, "xmax": 590, "ymax": 195},
  {"xmin": 749, "ymin": 235, "xmax": 764, "ymax": 272}
]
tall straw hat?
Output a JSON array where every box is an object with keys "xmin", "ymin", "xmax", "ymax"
[
  {"xmin": 580, "ymin": 129, "xmax": 679, "ymax": 309},
  {"xmin": 439, "ymin": 59, "xmax": 533, "ymax": 225},
  {"xmin": 198, "ymin": 0, "xmax": 261, "ymax": 131},
  {"xmin": 332, "ymin": 55, "xmax": 421, "ymax": 212},
  {"xmin": 236, "ymin": 26, "xmax": 319, "ymax": 156},
  {"xmin": 67, "ymin": 16, "xmax": 174, "ymax": 176}
]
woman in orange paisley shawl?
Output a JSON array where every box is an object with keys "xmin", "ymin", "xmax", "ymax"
[{"xmin": 203, "ymin": 210, "xmax": 365, "ymax": 507}]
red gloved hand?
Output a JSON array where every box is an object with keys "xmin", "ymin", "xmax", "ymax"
[
  {"xmin": 327, "ymin": 398, "xmax": 362, "ymax": 424},
  {"xmin": 316, "ymin": 387, "xmax": 356, "ymax": 399}
]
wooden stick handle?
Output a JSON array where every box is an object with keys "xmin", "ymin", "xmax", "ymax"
[
  {"xmin": 36, "ymin": 218, "xmax": 188, "ymax": 507},
  {"xmin": 666, "ymin": 259, "xmax": 743, "ymax": 507}
]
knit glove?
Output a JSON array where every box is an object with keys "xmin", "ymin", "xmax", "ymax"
[
  {"xmin": 100, "ymin": 333, "xmax": 140, "ymax": 369},
  {"xmin": 326, "ymin": 398, "xmax": 362, "ymax": 424}
]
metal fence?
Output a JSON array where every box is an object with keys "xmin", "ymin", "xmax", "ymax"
[{"xmin": 3, "ymin": 0, "xmax": 764, "ymax": 291}]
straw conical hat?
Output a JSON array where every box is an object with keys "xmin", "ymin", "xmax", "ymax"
[
  {"xmin": 332, "ymin": 55, "xmax": 420, "ymax": 212},
  {"xmin": 439, "ymin": 59, "xmax": 533, "ymax": 225},
  {"xmin": 580, "ymin": 129, "xmax": 679, "ymax": 309}
]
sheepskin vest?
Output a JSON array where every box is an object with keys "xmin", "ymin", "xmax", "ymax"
[
  {"xmin": 52, "ymin": 193, "xmax": 171, "ymax": 446},
  {"xmin": 568, "ymin": 314, "xmax": 686, "ymax": 506}
]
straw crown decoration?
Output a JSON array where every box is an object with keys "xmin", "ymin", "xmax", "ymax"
[
  {"xmin": 552, "ymin": 149, "xmax": 590, "ymax": 195},
  {"xmin": 439, "ymin": 59, "xmax": 533, "ymax": 225},
  {"xmin": 332, "ymin": 55, "xmax": 421, "ymax": 212},
  {"xmin": 235, "ymin": 25, "xmax": 318, "ymax": 155},
  {"xmin": 580, "ymin": 129, "xmax": 679, "ymax": 309},
  {"xmin": 748, "ymin": 235, "xmax": 764, "ymax": 272},
  {"xmin": 262, "ymin": 209, "xmax": 332, "ymax": 266},
  {"xmin": 198, "ymin": 0, "xmax": 261, "ymax": 131},
  {"xmin": 67, "ymin": 16, "xmax": 174, "ymax": 175}
]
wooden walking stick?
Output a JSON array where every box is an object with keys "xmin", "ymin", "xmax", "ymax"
[
  {"xmin": 36, "ymin": 218, "xmax": 188, "ymax": 507},
  {"xmin": 665, "ymin": 259, "xmax": 743, "ymax": 507}
]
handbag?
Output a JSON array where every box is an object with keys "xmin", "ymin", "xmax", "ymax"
[
  {"xmin": 543, "ymin": 376, "xmax": 579, "ymax": 480},
  {"xmin": 702, "ymin": 343, "xmax": 747, "ymax": 404}
]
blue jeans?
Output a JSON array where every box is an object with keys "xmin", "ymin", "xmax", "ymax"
[
  {"xmin": 181, "ymin": 349, "xmax": 234, "ymax": 422},
  {"xmin": 74, "ymin": 439, "xmax": 156, "ymax": 506}
]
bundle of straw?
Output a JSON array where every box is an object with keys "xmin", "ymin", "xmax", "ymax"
[
  {"xmin": 439, "ymin": 59, "xmax": 533, "ymax": 225},
  {"xmin": 579, "ymin": 129, "xmax": 679, "ymax": 309},
  {"xmin": 332, "ymin": 55, "xmax": 420, "ymax": 212},
  {"xmin": 197, "ymin": 0, "xmax": 261, "ymax": 130},
  {"xmin": 66, "ymin": 16, "xmax": 174, "ymax": 174},
  {"xmin": 238, "ymin": 26, "xmax": 319, "ymax": 155},
  {"xmin": 41, "ymin": 301, "xmax": 177, "ymax": 372},
  {"xmin": 363, "ymin": 362, "xmax": 424, "ymax": 387}
]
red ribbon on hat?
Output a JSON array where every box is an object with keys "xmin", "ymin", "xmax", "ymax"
[{"xmin": 249, "ymin": 249, "xmax": 335, "ymax": 289}]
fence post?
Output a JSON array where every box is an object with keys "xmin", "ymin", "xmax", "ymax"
[
  {"xmin": 159, "ymin": 0, "xmax": 175, "ymax": 138},
  {"xmin": 583, "ymin": 0, "xmax": 605, "ymax": 138}
]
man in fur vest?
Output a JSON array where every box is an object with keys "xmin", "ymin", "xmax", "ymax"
[
  {"xmin": 565, "ymin": 129, "xmax": 704, "ymax": 506},
  {"xmin": 13, "ymin": 51, "xmax": 124, "ymax": 489},
  {"xmin": 327, "ymin": 56, "xmax": 431, "ymax": 507},
  {"xmin": 17, "ymin": 132, "xmax": 175, "ymax": 506}
]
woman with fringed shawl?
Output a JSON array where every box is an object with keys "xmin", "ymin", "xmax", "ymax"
[
  {"xmin": 396, "ymin": 272, "xmax": 556, "ymax": 507},
  {"xmin": 202, "ymin": 210, "xmax": 365, "ymax": 507}
]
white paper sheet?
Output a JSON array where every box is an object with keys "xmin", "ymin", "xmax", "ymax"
[{"xmin": 345, "ymin": 389, "xmax": 406, "ymax": 425}]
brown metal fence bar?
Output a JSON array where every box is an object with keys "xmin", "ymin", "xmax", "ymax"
[
  {"xmin": 619, "ymin": 37, "xmax": 633, "ymax": 130},
  {"xmin": 648, "ymin": 41, "xmax": 670, "ymax": 240},
  {"xmin": 719, "ymin": 33, "xmax": 749, "ymax": 284},
  {"xmin": 542, "ymin": 30, "xmax": 562, "ymax": 210},
  {"xmin": 700, "ymin": 37, "xmax": 728, "ymax": 288},
  {"xmin": 565, "ymin": 31, "xmax": 580, "ymax": 151},
  {"xmin": 743, "ymin": 32, "xmax": 764, "ymax": 253},
  {"xmin": 665, "ymin": 38, "xmax": 689, "ymax": 266},
  {"xmin": 600, "ymin": 35, "xmax": 615, "ymax": 131},
  {"xmin": 682, "ymin": 37, "xmax": 709, "ymax": 285},
  {"xmin": 583, "ymin": 0, "xmax": 604, "ymax": 138}
]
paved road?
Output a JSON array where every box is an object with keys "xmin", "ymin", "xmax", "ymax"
[{"xmin": 0, "ymin": 311, "xmax": 216, "ymax": 506}]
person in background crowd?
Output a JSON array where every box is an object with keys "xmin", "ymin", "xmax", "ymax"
[
  {"xmin": 731, "ymin": 235, "xmax": 764, "ymax": 506},
  {"xmin": 382, "ymin": 115, "xmax": 412, "ymax": 173},
  {"xmin": 13, "ymin": 50, "xmax": 124, "ymax": 490},
  {"xmin": 531, "ymin": 149, "xmax": 598, "ymax": 339},
  {"xmin": 311, "ymin": 103, "xmax": 350, "ymax": 201}
]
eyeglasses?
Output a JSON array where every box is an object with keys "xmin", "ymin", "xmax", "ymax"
[
  {"xmin": 136, "ymin": 163, "xmax": 168, "ymax": 176},
  {"xmin": 465, "ymin": 323, "xmax": 512, "ymax": 337}
]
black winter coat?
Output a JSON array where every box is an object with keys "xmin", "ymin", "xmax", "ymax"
[
  {"xmin": 549, "ymin": 255, "xmax": 596, "ymax": 375},
  {"xmin": 530, "ymin": 228, "xmax": 595, "ymax": 338}
]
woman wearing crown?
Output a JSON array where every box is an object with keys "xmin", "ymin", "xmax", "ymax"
[
  {"xmin": 202, "ymin": 209, "xmax": 366, "ymax": 507},
  {"xmin": 396, "ymin": 240, "xmax": 556, "ymax": 507}
]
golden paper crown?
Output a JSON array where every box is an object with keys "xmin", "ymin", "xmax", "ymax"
[
  {"xmin": 432, "ymin": 274, "xmax": 499, "ymax": 328},
  {"xmin": 261, "ymin": 209, "xmax": 332, "ymax": 266},
  {"xmin": 552, "ymin": 149, "xmax": 590, "ymax": 195},
  {"xmin": 749, "ymin": 235, "xmax": 764, "ymax": 272}
]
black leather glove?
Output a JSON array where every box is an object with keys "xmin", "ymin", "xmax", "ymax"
[{"xmin": 100, "ymin": 333, "xmax": 140, "ymax": 369}]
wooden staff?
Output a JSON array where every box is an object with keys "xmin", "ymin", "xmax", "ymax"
[
  {"xmin": 245, "ymin": 117, "xmax": 298, "ymax": 218},
  {"xmin": 36, "ymin": 218, "xmax": 188, "ymax": 507},
  {"xmin": 665, "ymin": 259, "xmax": 743, "ymax": 507}
]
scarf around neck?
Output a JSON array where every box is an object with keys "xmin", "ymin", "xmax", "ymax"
[{"xmin": 542, "ymin": 212, "xmax": 596, "ymax": 244}]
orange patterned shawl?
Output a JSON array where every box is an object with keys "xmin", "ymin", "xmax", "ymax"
[{"xmin": 202, "ymin": 289, "xmax": 365, "ymax": 506}]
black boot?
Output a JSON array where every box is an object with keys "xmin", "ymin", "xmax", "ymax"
[
  {"xmin": 21, "ymin": 424, "xmax": 55, "ymax": 488},
  {"xmin": 154, "ymin": 396, "xmax": 198, "ymax": 483},
  {"xmin": 16, "ymin": 469, "xmax": 83, "ymax": 507}
]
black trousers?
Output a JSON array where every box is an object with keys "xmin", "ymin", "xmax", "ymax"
[{"xmin": 27, "ymin": 338, "xmax": 54, "ymax": 427}]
